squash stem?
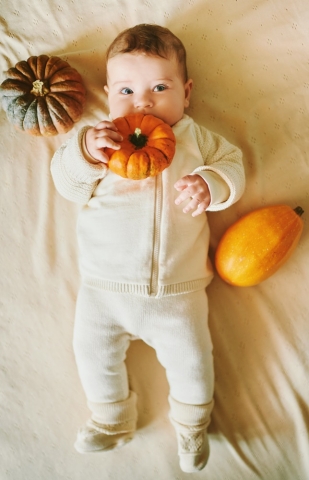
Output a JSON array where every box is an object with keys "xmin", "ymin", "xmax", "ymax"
[
  {"xmin": 129, "ymin": 128, "xmax": 148, "ymax": 149},
  {"xmin": 294, "ymin": 206, "xmax": 304, "ymax": 217},
  {"xmin": 31, "ymin": 79, "xmax": 49, "ymax": 96}
]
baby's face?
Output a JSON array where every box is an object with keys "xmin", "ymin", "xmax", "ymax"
[{"xmin": 104, "ymin": 52, "xmax": 192, "ymax": 126}]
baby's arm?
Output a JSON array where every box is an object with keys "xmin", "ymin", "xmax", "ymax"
[
  {"xmin": 174, "ymin": 124, "xmax": 245, "ymax": 216},
  {"xmin": 51, "ymin": 120, "xmax": 123, "ymax": 205}
]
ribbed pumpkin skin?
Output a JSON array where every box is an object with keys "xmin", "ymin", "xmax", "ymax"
[
  {"xmin": 105, "ymin": 114, "xmax": 176, "ymax": 180},
  {"xmin": 0, "ymin": 55, "xmax": 86, "ymax": 136},
  {"xmin": 215, "ymin": 205, "xmax": 304, "ymax": 287}
]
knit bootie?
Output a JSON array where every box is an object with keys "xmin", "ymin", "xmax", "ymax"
[
  {"xmin": 74, "ymin": 391, "xmax": 137, "ymax": 454},
  {"xmin": 171, "ymin": 419, "xmax": 210, "ymax": 472},
  {"xmin": 74, "ymin": 419, "xmax": 134, "ymax": 453},
  {"xmin": 169, "ymin": 396, "xmax": 214, "ymax": 473}
]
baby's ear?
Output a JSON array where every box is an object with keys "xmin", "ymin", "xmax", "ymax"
[
  {"xmin": 104, "ymin": 85, "xmax": 109, "ymax": 94},
  {"xmin": 184, "ymin": 79, "xmax": 193, "ymax": 108}
]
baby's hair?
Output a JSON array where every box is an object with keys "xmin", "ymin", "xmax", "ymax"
[{"xmin": 106, "ymin": 24, "xmax": 188, "ymax": 82}]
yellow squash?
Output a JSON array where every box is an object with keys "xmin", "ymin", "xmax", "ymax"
[{"xmin": 215, "ymin": 204, "xmax": 304, "ymax": 286}]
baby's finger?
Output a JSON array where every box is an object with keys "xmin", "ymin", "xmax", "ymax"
[
  {"xmin": 191, "ymin": 202, "xmax": 207, "ymax": 217},
  {"xmin": 181, "ymin": 195, "xmax": 201, "ymax": 213},
  {"xmin": 174, "ymin": 175, "xmax": 192, "ymax": 191},
  {"xmin": 90, "ymin": 150, "xmax": 110, "ymax": 164},
  {"xmin": 96, "ymin": 130, "xmax": 123, "ymax": 149},
  {"xmin": 103, "ymin": 138, "xmax": 122, "ymax": 150},
  {"xmin": 94, "ymin": 120, "xmax": 119, "ymax": 132},
  {"xmin": 175, "ymin": 188, "xmax": 195, "ymax": 206}
]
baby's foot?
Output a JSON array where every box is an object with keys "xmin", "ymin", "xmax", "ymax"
[
  {"xmin": 74, "ymin": 419, "xmax": 134, "ymax": 454},
  {"xmin": 177, "ymin": 428, "xmax": 210, "ymax": 473}
]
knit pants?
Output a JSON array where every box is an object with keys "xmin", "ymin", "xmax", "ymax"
[{"xmin": 73, "ymin": 285, "xmax": 214, "ymax": 427}]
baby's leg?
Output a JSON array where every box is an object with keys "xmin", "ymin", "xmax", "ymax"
[
  {"xmin": 141, "ymin": 290, "xmax": 214, "ymax": 472},
  {"xmin": 143, "ymin": 290, "xmax": 214, "ymax": 405},
  {"xmin": 73, "ymin": 284, "xmax": 137, "ymax": 453}
]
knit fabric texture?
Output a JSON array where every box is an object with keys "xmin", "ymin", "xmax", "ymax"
[{"xmin": 51, "ymin": 114, "xmax": 245, "ymax": 297}]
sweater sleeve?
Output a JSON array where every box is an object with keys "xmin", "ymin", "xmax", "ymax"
[
  {"xmin": 50, "ymin": 126, "xmax": 108, "ymax": 205},
  {"xmin": 193, "ymin": 123, "xmax": 245, "ymax": 211}
]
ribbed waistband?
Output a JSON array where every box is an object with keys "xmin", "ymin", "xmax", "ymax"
[{"xmin": 82, "ymin": 276, "xmax": 213, "ymax": 298}]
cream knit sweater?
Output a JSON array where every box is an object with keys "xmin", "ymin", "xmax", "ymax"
[{"xmin": 51, "ymin": 114, "xmax": 245, "ymax": 297}]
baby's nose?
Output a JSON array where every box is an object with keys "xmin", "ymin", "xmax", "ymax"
[{"xmin": 134, "ymin": 93, "xmax": 153, "ymax": 108}]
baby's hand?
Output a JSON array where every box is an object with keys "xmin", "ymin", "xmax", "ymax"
[
  {"xmin": 174, "ymin": 174, "xmax": 211, "ymax": 217},
  {"xmin": 85, "ymin": 120, "xmax": 123, "ymax": 164}
]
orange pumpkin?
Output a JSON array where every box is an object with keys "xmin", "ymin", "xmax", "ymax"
[
  {"xmin": 105, "ymin": 114, "xmax": 176, "ymax": 180},
  {"xmin": 215, "ymin": 205, "xmax": 304, "ymax": 287},
  {"xmin": 0, "ymin": 55, "xmax": 86, "ymax": 136}
]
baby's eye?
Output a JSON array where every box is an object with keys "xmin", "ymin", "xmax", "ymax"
[
  {"xmin": 154, "ymin": 84, "xmax": 167, "ymax": 92},
  {"xmin": 120, "ymin": 88, "xmax": 133, "ymax": 95}
]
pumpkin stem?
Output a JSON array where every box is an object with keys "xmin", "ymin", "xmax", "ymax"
[
  {"xmin": 31, "ymin": 79, "xmax": 49, "ymax": 97},
  {"xmin": 294, "ymin": 206, "xmax": 304, "ymax": 217},
  {"xmin": 129, "ymin": 127, "xmax": 148, "ymax": 149}
]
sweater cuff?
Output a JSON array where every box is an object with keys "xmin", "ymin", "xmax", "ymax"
[{"xmin": 195, "ymin": 170, "xmax": 230, "ymax": 207}]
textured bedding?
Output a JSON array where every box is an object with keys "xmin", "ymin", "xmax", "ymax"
[{"xmin": 1, "ymin": 1, "xmax": 309, "ymax": 479}]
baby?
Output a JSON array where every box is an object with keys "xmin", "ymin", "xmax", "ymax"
[{"xmin": 51, "ymin": 24, "xmax": 245, "ymax": 473}]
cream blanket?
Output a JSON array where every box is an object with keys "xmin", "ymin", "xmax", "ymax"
[{"xmin": 1, "ymin": 1, "xmax": 309, "ymax": 479}]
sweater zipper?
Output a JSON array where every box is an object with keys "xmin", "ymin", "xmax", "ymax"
[{"xmin": 149, "ymin": 174, "xmax": 162, "ymax": 296}]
